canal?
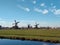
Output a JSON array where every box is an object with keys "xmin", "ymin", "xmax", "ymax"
[{"xmin": 0, "ymin": 39, "xmax": 60, "ymax": 45}]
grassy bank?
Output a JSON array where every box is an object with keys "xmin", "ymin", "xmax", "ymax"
[{"xmin": 0, "ymin": 29, "xmax": 60, "ymax": 43}]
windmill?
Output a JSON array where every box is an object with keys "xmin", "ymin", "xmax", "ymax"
[
  {"xmin": 27, "ymin": 24, "xmax": 31, "ymax": 28},
  {"xmin": 34, "ymin": 23, "xmax": 39, "ymax": 28},
  {"xmin": 13, "ymin": 20, "xmax": 19, "ymax": 29},
  {"xmin": 0, "ymin": 25, "xmax": 2, "ymax": 29}
]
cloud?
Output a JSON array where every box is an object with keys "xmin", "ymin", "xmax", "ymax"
[
  {"xmin": 0, "ymin": 18, "xmax": 3, "ymax": 20},
  {"xmin": 40, "ymin": 3, "xmax": 45, "ymax": 6},
  {"xmin": 25, "ymin": 8, "xmax": 30, "ymax": 12},
  {"xmin": 51, "ymin": 3, "xmax": 53, "ymax": 6},
  {"xmin": 0, "ymin": 21, "xmax": 11, "ymax": 27},
  {"xmin": 0, "ymin": 18, "xmax": 60, "ymax": 27},
  {"xmin": 17, "ymin": 3, "xmax": 59, "ymax": 15},
  {"xmin": 18, "ymin": 20, "xmax": 51, "ymax": 27},
  {"xmin": 50, "ymin": 8, "xmax": 60, "ymax": 15},
  {"xmin": 50, "ymin": 3, "xmax": 56, "ymax": 9},
  {"xmin": 42, "ymin": 9, "xmax": 48, "ymax": 14},
  {"xmin": 32, "ymin": 0, "xmax": 36, "ymax": 4},
  {"xmin": 40, "ymin": 3, "xmax": 58, "ymax": 15},
  {"xmin": 0, "ymin": 18, "xmax": 12, "ymax": 27},
  {"xmin": 34, "ymin": 8, "xmax": 48, "ymax": 14},
  {"xmin": 34, "ymin": 8, "xmax": 42, "ymax": 12},
  {"xmin": 54, "ymin": 9, "xmax": 60, "ymax": 15},
  {"xmin": 48, "ymin": 4, "xmax": 60, "ymax": 15},
  {"xmin": 17, "ymin": 5, "xmax": 30, "ymax": 12},
  {"xmin": 53, "ymin": 6, "xmax": 56, "ymax": 8}
]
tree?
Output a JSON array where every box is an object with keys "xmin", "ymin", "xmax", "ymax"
[{"xmin": 12, "ymin": 20, "xmax": 19, "ymax": 29}]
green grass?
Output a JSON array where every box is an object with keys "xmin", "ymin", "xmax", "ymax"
[{"xmin": 0, "ymin": 29, "xmax": 60, "ymax": 41}]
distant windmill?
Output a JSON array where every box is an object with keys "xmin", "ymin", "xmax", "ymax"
[
  {"xmin": 13, "ymin": 20, "xmax": 19, "ymax": 29},
  {"xmin": 0, "ymin": 25, "xmax": 2, "ymax": 29},
  {"xmin": 27, "ymin": 24, "xmax": 32, "ymax": 29},
  {"xmin": 34, "ymin": 23, "xmax": 39, "ymax": 28}
]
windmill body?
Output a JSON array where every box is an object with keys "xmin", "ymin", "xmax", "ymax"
[{"xmin": 12, "ymin": 20, "xmax": 19, "ymax": 29}]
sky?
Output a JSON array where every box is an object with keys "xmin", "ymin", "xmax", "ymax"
[{"xmin": 0, "ymin": 0, "xmax": 60, "ymax": 27}]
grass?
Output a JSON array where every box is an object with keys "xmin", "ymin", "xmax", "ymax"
[{"xmin": 0, "ymin": 29, "xmax": 60, "ymax": 41}]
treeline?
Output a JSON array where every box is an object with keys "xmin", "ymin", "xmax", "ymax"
[
  {"xmin": 0, "ymin": 25, "xmax": 52, "ymax": 29},
  {"xmin": 0, "ymin": 25, "xmax": 60, "ymax": 29},
  {"xmin": 0, "ymin": 20, "xmax": 60, "ymax": 29}
]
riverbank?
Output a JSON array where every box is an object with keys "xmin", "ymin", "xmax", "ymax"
[{"xmin": 0, "ymin": 29, "xmax": 60, "ymax": 43}]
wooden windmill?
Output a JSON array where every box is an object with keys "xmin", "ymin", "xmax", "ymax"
[
  {"xmin": 34, "ymin": 23, "xmax": 39, "ymax": 28},
  {"xmin": 13, "ymin": 20, "xmax": 19, "ymax": 29}
]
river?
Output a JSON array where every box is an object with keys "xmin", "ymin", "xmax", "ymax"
[{"xmin": 0, "ymin": 39, "xmax": 60, "ymax": 45}]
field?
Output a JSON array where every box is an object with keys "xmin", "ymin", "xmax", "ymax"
[{"xmin": 0, "ymin": 29, "xmax": 60, "ymax": 42}]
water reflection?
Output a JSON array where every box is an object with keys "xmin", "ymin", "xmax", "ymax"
[{"xmin": 0, "ymin": 39, "xmax": 60, "ymax": 45}]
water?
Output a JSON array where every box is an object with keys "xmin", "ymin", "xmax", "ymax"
[{"xmin": 0, "ymin": 39, "xmax": 60, "ymax": 45}]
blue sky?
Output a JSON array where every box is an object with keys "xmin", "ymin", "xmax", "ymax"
[{"xmin": 0, "ymin": 0, "xmax": 60, "ymax": 27}]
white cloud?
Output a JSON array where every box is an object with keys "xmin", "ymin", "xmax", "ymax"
[
  {"xmin": 34, "ymin": 8, "xmax": 48, "ymax": 14},
  {"xmin": 18, "ymin": 20, "xmax": 50, "ymax": 27},
  {"xmin": 51, "ymin": 3, "xmax": 53, "ymax": 6},
  {"xmin": 17, "ymin": 5, "xmax": 30, "ymax": 12},
  {"xmin": 54, "ymin": 9, "xmax": 60, "ymax": 15},
  {"xmin": 50, "ymin": 8, "xmax": 60, "ymax": 15},
  {"xmin": 0, "ymin": 18, "xmax": 60, "ymax": 27},
  {"xmin": 33, "ymin": 0, "xmax": 36, "ymax": 4},
  {"xmin": 0, "ymin": 18, "xmax": 3, "ymax": 20},
  {"xmin": 53, "ymin": 6, "xmax": 56, "ymax": 8},
  {"xmin": 34, "ymin": 8, "xmax": 42, "ymax": 12},
  {"xmin": 25, "ymin": 8, "xmax": 30, "ymax": 12},
  {"xmin": 40, "ymin": 3, "xmax": 45, "ymax": 6},
  {"xmin": 42, "ymin": 9, "xmax": 48, "ymax": 14},
  {"xmin": 0, "ymin": 20, "xmax": 12, "ymax": 27},
  {"xmin": 17, "ymin": 5, "xmax": 24, "ymax": 9},
  {"xmin": 18, "ymin": 20, "xmax": 35, "ymax": 27},
  {"xmin": 50, "ymin": 3, "xmax": 56, "ymax": 9}
]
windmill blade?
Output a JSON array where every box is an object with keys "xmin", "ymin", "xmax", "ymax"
[
  {"xmin": 14, "ymin": 20, "xmax": 16, "ymax": 23},
  {"xmin": 35, "ymin": 23, "xmax": 39, "ymax": 26},
  {"xmin": 17, "ymin": 22, "xmax": 19, "ymax": 23},
  {"xmin": 37, "ymin": 24, "xmax": 39, "ymax": 25},
  {"xmin": 28, "ymin": 24, "xmax": 30, "ymax": 25},
  {"xmin": 12, "ymin": 23, "xmax": 14, "ymax": 25},
  {"xmin": 35, "ymin": 23, "xmax": 38, "ymax": 25}
]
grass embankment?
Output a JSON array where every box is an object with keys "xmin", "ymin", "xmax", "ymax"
[{"xmin": 0, "ymin": 29, "xmax": 60, "ymax": 43}]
